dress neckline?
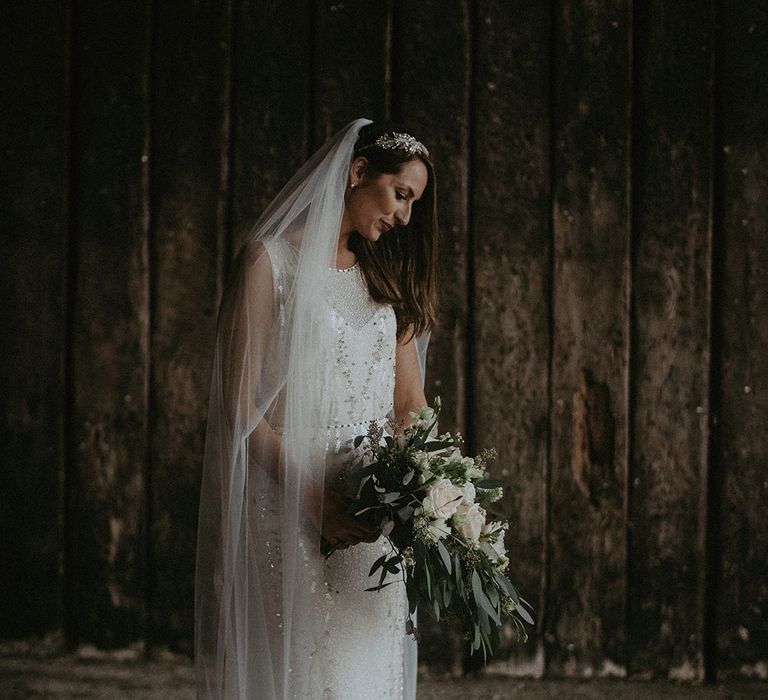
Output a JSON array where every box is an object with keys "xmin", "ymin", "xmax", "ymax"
[{"xmin": 331, "ymin": 261, "xmax": 359, "ymax": 272}]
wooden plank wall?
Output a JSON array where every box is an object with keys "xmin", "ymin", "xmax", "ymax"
[{"xmin": 2, "ymin": 0, "xmax": 766, "ymax": 681}]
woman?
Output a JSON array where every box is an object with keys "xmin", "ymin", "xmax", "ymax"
[{"xmin": 195, "ymin": 119, "xmax": 438, "ymax": 699}]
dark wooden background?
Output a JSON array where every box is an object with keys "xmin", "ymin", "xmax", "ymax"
[{"xmin": 2, "ymin": 0, "xmax": 766, "ymax": 682}]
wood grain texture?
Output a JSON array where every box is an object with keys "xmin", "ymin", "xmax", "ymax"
[
  {"xmin": 312, "ymin": 0, "xmax": 390, "ymax": 145},
  {"xmin": 714, "ymin": 0, "xmax": 768, "ymax": 677},
  {"xmin": 393, "ymin": 0, "xmax": 471, "ymax": 447},
  {"xmin": 148, "ymin": 0, "xmax": 230, "ymax": 653},
  {"xmin": 547, "ymin": 0, "xmax": 631, "ymax": 675},
  {"xmin": 0, "ymin": 1, "xmax": 69, "ymax": 642},
  {"xmin": 628, "ymin": 0, "xmax": 713, "ymax": 680},
  {"xmin": 68, "ymin": 0, "xmax": 151, "ymax": 647},
  {"xmin": 392, "ymin": 0, "xmax": 472, "ymax": 672},
  {"xmin": 470, "ymin": 0, "xmax": 551, "ymax": 676},
  {"xmin": 229, "ymin": 0, "xmax": 311, "ymax": 256}
]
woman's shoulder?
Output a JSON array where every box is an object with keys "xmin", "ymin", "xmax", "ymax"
[
  {"xmin": 263, "ymin": 237, "xmax": 299, "ymax": 274},
  {"xmin": 235, "ymin": 237, "xmax": 298, "ymax": 273}
]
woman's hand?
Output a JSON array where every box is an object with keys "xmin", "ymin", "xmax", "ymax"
[
  {"xmin": 321, "ymin": 491, "xmax": 380, "ymax": 549},
  {"xmin": 307, "ymin": 480, "xmax": 379, "ymax": 549}
]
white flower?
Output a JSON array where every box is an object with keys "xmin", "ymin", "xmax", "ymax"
[
  {"xmin": 410, "ymin": 406, "xmax": 436, "ymax": 425},
  {"xmin": 480, "ymin": 521, "xmax": 508, "ymax": 562},
  {"xmin": 453, "ymin": 503, "xmax": 486, "ymax": 543},
  {"xmin": 460, "ymin": 481, "xmax": 476, "ymax": 506},
  {"xmin": 395, "ymin": 433, "xmax": 409, "ymax": 449},
  {"xmin": 413, "ymin": 450, "xmax": 430, "ymax": 471},
  {"xmin": 422, "ymin": 478, "xmax": 463, "ymax": 520},
  {"xmin": 494, "ymin": 554, "xmax": 509, "ymax": 571},
  {"xmin": 446, "ymin": 448, "xmax": 463, "ymax": 464},
  {"xmin": 426, "ymin": 518, "xmax": 449, "ymax": 542},
  {"xmin": 418, "ymin": 468, "xmax": 434, "ymax": 485}
]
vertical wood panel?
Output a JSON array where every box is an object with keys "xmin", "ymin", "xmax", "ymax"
[
  {"xmin": 628, "ymin": 0, "xmax": 713, "ymax": 680},
  {"xmin": 312, "ymin": 0, "xmax": 390, "ymax": 144},
  {"xmin": 471, "ymin": 0, "xmax": 551, "ymax": 675},
  {"xmin": 0, "ymin": 1, "xmax": 69, "ymax": 642},
  {"xmin": 394, "ymin": 0, "xmax": 471, "ymax": 463},
  {"xmin": 69, "ymin": 0, "xmax": 151, "ymax": 646},
  {"xmin": 229, "ymin": 0, "xmax": 311, "ymax": 255},
  {"xmin": 393, "ymin": 0, "xmax": 472, "ymax": 673},
  {"xmin": 148, "ymin": 0, "xmax": 230, "ymax": 653},
  {"xmin": 547, "ymin": 0, "xmax": 631, "ymax": 675},
  {"xmin": 715, "ymin": 0, "xmax": 768, "ymax": 677}
]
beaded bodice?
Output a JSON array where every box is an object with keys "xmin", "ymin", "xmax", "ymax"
[
  {"xmin": 259, "ymin": 240, "xmax": 407, "ymax": 699},
  {"xmin": 326, "ymin": 263, "xmax": 396, "ymax": 429}
]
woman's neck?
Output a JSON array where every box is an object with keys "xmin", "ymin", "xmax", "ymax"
[{"xmin": 335, "ymin": 227, "xmax": 356, "ymax": 268}]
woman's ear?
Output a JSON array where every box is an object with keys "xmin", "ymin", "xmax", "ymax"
[{"xmin": 349, "ymin": 156, "xmax": 369, "ymax": 186}]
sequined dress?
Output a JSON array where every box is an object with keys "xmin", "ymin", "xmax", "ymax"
[{"xmin": 263, "ymin": 239, "xmax": 414, "ymax": 699}]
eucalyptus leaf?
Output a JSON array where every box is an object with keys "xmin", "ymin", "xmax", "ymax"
[
  {"xmin": 516, "ymin": 604, "xmax": 534, "ymax": 625},
  {"xmin": 453, "ymin": 556, "xmax": 463, "ymax": 595},
  {"xmin": 396, "ymin": 504, "xmax": 414, "ymax": 522},
  {"xmin": 424, "ymin": 440, "xmax": 453, "ymax": 452},
  {"xmin": 472, "ymin": 569, "xmax": 500, "ymax": 625},
  {"xmin": 432, "ymin": 540, "xmax": 449, "ymax": 572},
  {"xmin": 475, "ymin": 479, "xmax": 505, "ymax": 489}
]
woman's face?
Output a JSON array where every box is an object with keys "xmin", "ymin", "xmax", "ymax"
[{"xmin": 346, "ymin": 157, "xmax": 429, "ymax": 243}]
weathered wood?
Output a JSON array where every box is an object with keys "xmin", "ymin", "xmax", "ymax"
[
  {"xmin": 392, "ymin": 0, "xmax": 472, "ymax": 673},
  {"xmin": 0, "ymin": 1, "xmax": 69, "ymax": 642},
  {"xmin": 393, "ymin": 0, "xmax": 470, "ymax": 450},
  {"xmin": 148, "ymin": 0, "xmax": 230, "ymax": 653},
  {"xmin": 68, "ymin": 0, "xmax": 151, "ymax": 647},
  {"xmin": 628, "ymin": 0, "xmax": 714, "ymax": 680},
  {"xmin": 714, "ymin": 0, "xmax": 768, "ymax": 677},
  {"xmin": 229, "ymin": 0, "xmax": 312, "ymax": 256},
  {"xmin": 547, "ymin": 0, "xmax": 631, "ymax": 675},
  {"xmin": 470, "ymin": 0, "xmax": 551, "ymax": 676},
  {"xmin": 312, "ymin": 0, "xmax": 390, "ymax": 146}
]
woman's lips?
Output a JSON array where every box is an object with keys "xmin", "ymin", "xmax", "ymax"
[{"xmin": 379, "ymin": 220, "xmax": 393, "ymax": 232}]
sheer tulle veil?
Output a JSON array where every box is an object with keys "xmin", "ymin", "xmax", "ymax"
[{"xmin": 194, "ymin": 118, "xmax": 423, "ymax": 699}]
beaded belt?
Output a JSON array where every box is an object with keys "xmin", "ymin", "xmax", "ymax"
[{"xmin": 324, "ymin": 415, "xmax": 389, "ymax": 455}]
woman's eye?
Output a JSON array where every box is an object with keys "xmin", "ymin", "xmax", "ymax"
[{"xmin": 396, "ymin": 191, "xmax": 406, "ymax": 201}]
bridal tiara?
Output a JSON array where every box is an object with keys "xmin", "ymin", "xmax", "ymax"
[{"xmin": 358, "ymin": 132, "xmax": 430, "ymax": 158}]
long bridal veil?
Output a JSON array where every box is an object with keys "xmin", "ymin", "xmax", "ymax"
[{"xmin": 194, "ymin": 118, "xmax": 419, "ymax": 699}]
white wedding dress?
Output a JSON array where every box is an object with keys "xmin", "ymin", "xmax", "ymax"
[{"xmin": 255, "ymin": 240, "xmax": 417, "ymax": 699}]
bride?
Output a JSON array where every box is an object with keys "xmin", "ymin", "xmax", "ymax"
[{"xmin": 194, "ymin": 119, "xmax": 438, "ymax": 699}]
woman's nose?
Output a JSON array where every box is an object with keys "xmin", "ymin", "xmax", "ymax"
[{"xmin": 395, "ymin": 203, "xmax": 412, "ymax": 226}]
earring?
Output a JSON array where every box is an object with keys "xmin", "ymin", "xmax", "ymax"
[{"xmin": 350, "ymin": 182, "xmax": 357, "ymax": 189}]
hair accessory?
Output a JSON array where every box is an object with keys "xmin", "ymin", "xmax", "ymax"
[{"xmin": 359, "ymin": 131, "xmax": 430, "ymax": 158}]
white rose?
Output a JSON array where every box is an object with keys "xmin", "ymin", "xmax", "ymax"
[
  {"xmin": 423, "ymin": 478, "xmax": 463, "ymax": 519},
  {"xmin": 453, "ymin": 503, "xmax": 486, "ymax": 543}
]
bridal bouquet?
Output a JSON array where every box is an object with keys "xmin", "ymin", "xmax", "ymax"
[{"xmin": 325, "ymin": 396, "xmax": 533, "ymax": 658}]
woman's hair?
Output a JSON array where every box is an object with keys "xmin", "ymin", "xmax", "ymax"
[{"xmin": 349, "ymin": 121, "xmax": 438, "ymax": 341}]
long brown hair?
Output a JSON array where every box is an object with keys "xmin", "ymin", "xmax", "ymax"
[{"xmin": 348, "ymin": 121, "xmax": 439, "ymax": 340}]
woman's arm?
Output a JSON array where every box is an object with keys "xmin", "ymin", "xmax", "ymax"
[{"xmin": 393, "ymin": 325, "xmax": 428, "ymax": 427}]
